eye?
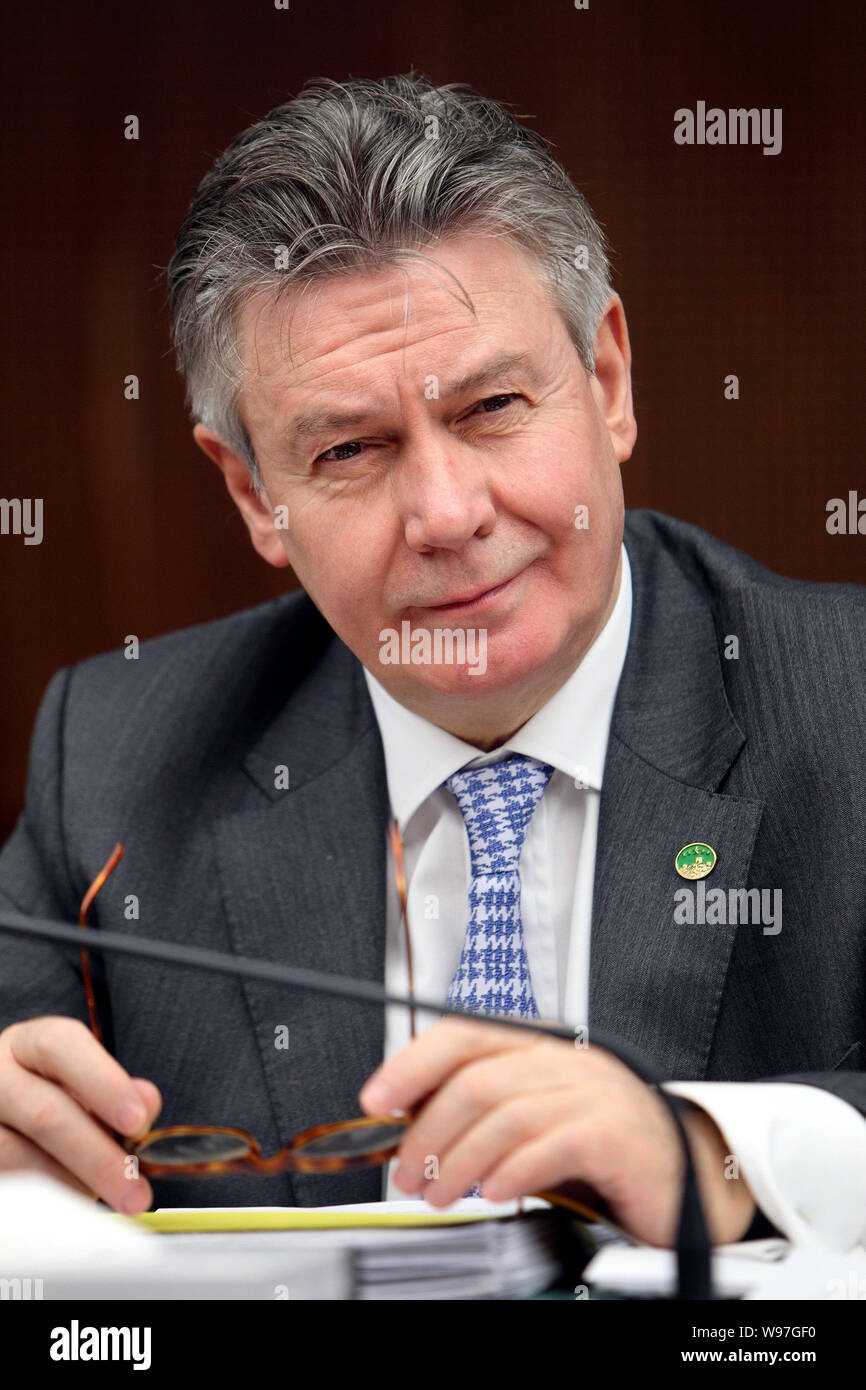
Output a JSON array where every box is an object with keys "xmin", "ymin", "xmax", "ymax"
[
  {"xmin": 316, "ymin": 440, "xmax": 365, "ymax": 464},
  {"xmin": 466, "ymin": 392, "xmax": 522, "ymax": 416}
]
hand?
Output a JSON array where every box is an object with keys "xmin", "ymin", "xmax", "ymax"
[
  {"xmin": 0, "ymin": 1016, "xmax": 162, "ymax": 1214},
  {"xmin": 359, "ymin": 1017, "xmax": 756, "ymax": 1246}
]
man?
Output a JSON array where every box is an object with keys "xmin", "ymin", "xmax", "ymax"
[{"xmin": 1, "ymin": 73, "xmax": 864, "ymax": 1251}]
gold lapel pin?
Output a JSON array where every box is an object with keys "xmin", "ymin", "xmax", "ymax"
[{"xmin": 675, "ymin": 842, "xmax": 717, "ymax": 880}]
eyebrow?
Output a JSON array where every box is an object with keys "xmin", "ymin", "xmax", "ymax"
[
  {"xmin": 290, "ymin": 406, "xmax": 379, "ymax": 449},
  {"xmin": 449, "ymin": 349, "xmax": 541, "ymax": 398},
  {"xmin": 286, "ymin": 349, "xmax": 541, "ymax": 457}
]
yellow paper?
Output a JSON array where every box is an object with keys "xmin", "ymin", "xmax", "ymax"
[{"xmin": 128, "ymin": 1206, "xmax": 512, "ymax": 1233}]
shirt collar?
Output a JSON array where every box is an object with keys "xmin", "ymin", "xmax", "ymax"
[{"xmin": 362, "ymin": 543, "xmax": 633, "ymax": 830}]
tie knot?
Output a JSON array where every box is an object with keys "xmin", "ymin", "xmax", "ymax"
[{"xmin": 446, "ymin": 755, "xmax": 555, "ymax": 876}]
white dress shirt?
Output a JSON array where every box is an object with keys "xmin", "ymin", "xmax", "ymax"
[{"xmin": 362, "ymin": 544, "xmax": 866, "ymax": 1251}]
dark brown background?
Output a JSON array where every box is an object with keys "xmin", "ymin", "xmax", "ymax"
[{"xmin": 1, "ymin": 0, "xmax": 863, "ymax": 839}]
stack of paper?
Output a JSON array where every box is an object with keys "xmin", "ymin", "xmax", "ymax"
[
  {"xmin": 0, "ymin": 1176, "xmax": 574, "ymax": 1299},
  {"xmin": 138, "ymin": 1198, "xmax": 571, "ymax": 1299}
]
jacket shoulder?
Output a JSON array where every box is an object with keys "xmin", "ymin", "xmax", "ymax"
[
  {"xmin": 623, "ymin": 510, "xmax": 866, "ymax": 764},
  {"xmin": 56, "ymin": 588, "xmax": 335, "ymax": 762},
  {"xmin": 624, "ymin": 508, "xmax": 866, "ymax": 616}
]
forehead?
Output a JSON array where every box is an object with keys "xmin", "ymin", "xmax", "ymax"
[{"xmin": 235, "ymin": 233, "xmax": 558, "ymax": 405}]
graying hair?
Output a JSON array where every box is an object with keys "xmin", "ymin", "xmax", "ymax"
[{"xmin": 166, "ymin": 72, "xmax": 612, "ymax": 490}]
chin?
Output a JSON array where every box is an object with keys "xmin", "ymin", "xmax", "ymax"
[{"xmin": 397, "ymin": 625, "xmax": 569, "ymax": 702}]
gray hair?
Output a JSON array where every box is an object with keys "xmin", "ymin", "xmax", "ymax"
[{"xmin": 166, "ymin": 72, "xmax": 612, "ymax": 490}]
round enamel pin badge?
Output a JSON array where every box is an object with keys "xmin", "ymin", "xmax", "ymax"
[{"xmin": 675, "ymin": 842, "xmax": 717, "ymax": 879}]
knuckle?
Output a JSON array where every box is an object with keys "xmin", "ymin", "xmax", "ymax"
[
  {"xmin": 581, "ymin": 1115, "xmax": 619, "ymax": 1169},
  {"xmin": 0, "ymin": 1018, "xmax": 38, "ymax": 1060},
  {"xmin": 496, "ymin": 1096, "xmax": 539, "ymax": 1145},
  {"xmin": 30, "ymin": 1016, "xmax": 79, "ymax": 1069},
  {"xmin": 450, "ymin": 1016, "xmax": 489, "ymax": 1049},
  {"xmin": 537, "ymin": 1037, "xmax": 567, "ymax": 1065},
  {"xmin": 53, "ymin": 1015, "xmax": 89, "ymax": 1043},
  {"xmin": 554, "ymin": 1118, "xmax": 590, "ymax": 1164},
  {"xmin": 452, "ymin": 1066, "xmax": 491, "ymax": 1110},
  {"xmin": 23, "ymin": 1093, "xmax": 63, "ymax": 1142},
  {"xmin": 53, "ymin": 1016, "xmax": 93, "ymax": 1065}
]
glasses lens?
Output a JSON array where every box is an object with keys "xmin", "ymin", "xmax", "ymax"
[
  {"xmin": 136, "ymin": 1130, "xmax": 253, "ymax": 1165},
  {"xmin": 294, "ymin": 1119, "xmax": 407, "ymax": 1159}
]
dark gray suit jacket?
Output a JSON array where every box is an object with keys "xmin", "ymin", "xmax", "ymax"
[{"xmin": 1, "ymin": 510, "xmax": 864, "ymax": 1210}]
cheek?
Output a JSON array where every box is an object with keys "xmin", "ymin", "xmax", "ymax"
[
  {"xmin": 505, "ymin": 434, "xmax": 620, "ymax": 550},
  {"xmin": 284, "ymin": 498, "xmax": 391, "ymax": 627}
]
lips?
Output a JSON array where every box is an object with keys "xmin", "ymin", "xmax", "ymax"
[
  {"xmin": 417, "ymin": 565, "xmax": 529, "ymax": 613},
  {"xmin": 429, "ymin": 580, "xmax": 509, "ymax": 608}
]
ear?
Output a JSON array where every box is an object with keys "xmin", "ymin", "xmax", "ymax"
[
  {"xmin": 588, "ymin": 295, "xmax": 638, "ymax": 463},
  {"xmin": 193, "ymin": 424, "xmax": 290, "ymax": 569}
]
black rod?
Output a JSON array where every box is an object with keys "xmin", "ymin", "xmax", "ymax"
[{"xmin": 0, "ymin": 907, "xmax": 712, "ymax": 1297}]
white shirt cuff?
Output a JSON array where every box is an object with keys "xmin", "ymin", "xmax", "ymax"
[{"xmin": 663, "ymin": 1080, "xmax": 866, "ymax": 1253}]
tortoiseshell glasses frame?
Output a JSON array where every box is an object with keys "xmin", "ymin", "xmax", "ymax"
[{"xmin": 78, "ymin": 840, "xmax": 411, "ymax": 1179}]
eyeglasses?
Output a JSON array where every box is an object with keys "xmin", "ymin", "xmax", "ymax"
[
  {"xmin": 79, "ymin": 834, "xmax": 608, "ymax": 1224},
  {"xmin": 79, "ymin": 840, "xmax": 411, "ymax": 1178}
]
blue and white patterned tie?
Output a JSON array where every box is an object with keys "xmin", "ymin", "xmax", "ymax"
[{"xmin": 446, "ymin": 755, "xmax": 555, "ymax": 1020}]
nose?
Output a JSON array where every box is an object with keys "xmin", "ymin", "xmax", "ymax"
[{"xmin": 396, "ymin": 428, "xmax": 497, "ymax": 552}]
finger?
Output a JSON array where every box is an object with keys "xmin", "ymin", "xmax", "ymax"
[
  {"xmin": 359, "ymin": 1015, "xmax": 537, "ymax": 1114},
  {"xmin": 0, "ymin": 1066, "xmax": 154, "ymax": 1214},
  {"xmin": 0, "ymin": 1122, "xmax": 97, "ymax": 1200},
  {"xmin": 407, "ymin": 1089, "xmax": 581, "ymax": 1207},
  {"xmin": 479, "ymin": 1121, "xmax": 671, "ymax": 1241},
  {"xmin": 63, "ymin": 1076, "xmax": 162, "ymax": 1137},
  {"xmin": 130, "ymin": 1078, "xmax": 163, "ymax": 1128},
  {"xmin": 393, "ymin": 1047, "xmax": 580, "ymax": 1190},
  {"xmin": 6, "ymin": 1018, "xmax": 154, "ymax": 1138},
  {"xmin": 480, "ymin": 1121, "xmax": 609, "ymax": 1205}
]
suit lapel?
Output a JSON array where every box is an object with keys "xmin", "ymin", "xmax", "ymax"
[
  {"xmin": 211, "ymin": 628, "xmax": 390, "ymax": 1204},
  {"xmin": 589, "ymin": 735, "xmax": 764, "ymax": 1079},
  {"xmin": 588, "ymin": 516, "xmax": 765, "ymax": 1079}
]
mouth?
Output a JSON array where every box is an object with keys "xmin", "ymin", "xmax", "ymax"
[{"xmin": 413, "ymin": 564, "xmax": 530, "ymax": 617}]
